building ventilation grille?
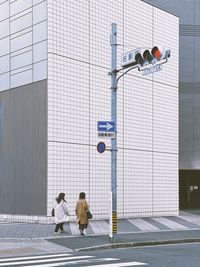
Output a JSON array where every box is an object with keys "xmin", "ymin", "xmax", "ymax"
[{"xmin": 180, "ymin": 24, "xmax": 200, "ymax": 36}]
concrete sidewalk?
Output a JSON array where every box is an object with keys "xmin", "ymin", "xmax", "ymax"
[
  {"xmin": 0, "ymin": 210, "xmax": 200, "ymax": 257},
  {"xmin": 0, "ymin": 210, "xmax": 200, "ymax": 239}
]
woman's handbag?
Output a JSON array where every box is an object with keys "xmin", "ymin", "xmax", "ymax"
[
  {"xmin": 86, "ymin": 211, "xmax": 92, "ymax": 219},
  {"xmin": 51, "ymin": 208, "xmax": 55, "ymax": 217}
]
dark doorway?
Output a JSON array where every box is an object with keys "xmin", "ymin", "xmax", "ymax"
[{"xmin": 179, "ymin": 170, "xmax": 200, "ymax": 209}]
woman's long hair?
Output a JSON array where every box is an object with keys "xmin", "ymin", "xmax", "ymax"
[
  {"xmin": 56, "ymin": 192, "xmax": 66, "ymax": 203},
  {"xmin": 79, "ymin": 192, "xmax": 85, "ymax": 199}
]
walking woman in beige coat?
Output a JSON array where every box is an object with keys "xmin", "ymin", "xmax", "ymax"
[{"xmin": 75, "ymin": 192, "xmax": 89, "ymax": 236}]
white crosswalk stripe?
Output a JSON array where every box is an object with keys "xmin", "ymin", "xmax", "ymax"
[
  {"xmin": 69, "ymin": 222, "xmax": 80, "ymax": 235},
  {"xmin": 0, "ymin": 253, "xmax": 148, "ymax": 267},
  {"xmin": 179, "ymin": 216, "xmax": 200, "ymax": 225},
  {"xmin": 128, "ymin": 218, "xmax": 160, "ymax": 231},
  {"xmin": 0, "ymin": 255, "xmax": 94, "ymax": 266},
  {"xmin": 152, "ymin": 217, "xmax": 188, "ymax": 230},
  {"xmin": 84, "ymin": 262, "xmax": 148, "ymax": 266},
  {"xmin": 0, "ymin": 253, "xmax": 71, "ymax": 262},
  {"xmin": 89, "ymin": 221, "xmax": 109, "ymax": 234}
]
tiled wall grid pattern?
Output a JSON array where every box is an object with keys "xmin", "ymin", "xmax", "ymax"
[
  {"xmin": 0, "ymin": 0, "xmax": 47, "ymax": 90},
  {"xmin": 0, "ymin": 0, "xmax": 179, "ymax": 221},
  {"xmin": 47, "ymin": 0, "xmax": 179, "ymax": 220}
]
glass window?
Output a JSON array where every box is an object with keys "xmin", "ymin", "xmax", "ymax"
[
  {"xmin": 11, "ymin": 69, "xmax": 32, "ymax": 88},
  {"xmin": 0, "ymin": 55, "xmax": 9, "ymax": 74},
  {"xmin": 11, "ymin": 31, "xmax": 32, "ymax": 52},
  {"xmin": 0, "ymin": 37, "xmax": 9, "ymax": 57},
  {"xmin": 0, "ymin": 72, "xmax": 9, "ymax": 91},
  {"xmin": 33, "ymin": 21, "xmax": 47, "ymax": 44},
  {"xmin": 0, "ymin": 1, "xmax": 9, "ymax": 21},
  {"xmin": 11, "ymin": 50, "xmax": 32, "ymax": 71},
  {"xmin": 10, "ymin": 0, "xmax": 32, "ymax": 17},
  {"xmin": 10, "ymin": 12, "xmax": 32, "ymax": 34},
  {"xmin": 33, "ymin": 1, "xmax": 47, "ymax": 24},
  {"xmin": 33, "ymin": 40, "xmax": 47, "ymax": 63},
  {"xmin": 33, "ymin": 60, "xmax": 47, "ymax": 82},
  {"xmin": 0, "ymin": 19, "xmax": 9, "ymax": 39}
]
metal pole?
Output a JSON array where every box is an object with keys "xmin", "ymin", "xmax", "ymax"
[{"xmin": 110, "ymin": 23, "xmax": 117, "ymax": 242}]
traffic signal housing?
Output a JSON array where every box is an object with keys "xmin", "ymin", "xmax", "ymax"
[{"xmin": 135, "ymin": 46, "xmax": 170, "ymax": 67}]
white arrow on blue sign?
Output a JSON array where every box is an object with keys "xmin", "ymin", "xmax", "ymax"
[{"xmin": 97, "ymin": 121, "xmax": 115, "ymax": 132}]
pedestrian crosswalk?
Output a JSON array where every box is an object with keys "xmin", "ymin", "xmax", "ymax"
[
  {"xmin": 66, "ymin": 215, "xmax": 200, "ymax": 236},
  {"xmin": 1, "ymin": 214, "xmax": 200, "ymax": 239},
  {"xmin": 0, "ymin": 253, "xmax": 148, "ymax": 266}
]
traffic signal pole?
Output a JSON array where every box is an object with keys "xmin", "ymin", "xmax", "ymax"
[
  {"xmin": 108, "ymin": 23, "xmax": 170, "ymax": 243},
  {"xmin": 110, "ymin": 23, "xmax": 117, "ymax": 242}
]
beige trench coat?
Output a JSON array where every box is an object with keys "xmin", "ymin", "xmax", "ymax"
[{"xmin": 75, "ymin": 199, "xmax": 89, "ymax": 225}]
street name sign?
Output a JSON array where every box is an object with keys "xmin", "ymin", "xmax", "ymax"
[
  {"xmin": 142, "ymin": 63, "xmax": 163, "ymax": 76},
  {"xmin": 121, "ymin": 48, "xmax": 140, "ymax": 67}
]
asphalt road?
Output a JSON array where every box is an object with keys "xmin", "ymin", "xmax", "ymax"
[
  {"xmin": 75, "ymin": 242, "xmax": 200, "ymax": 267},
  {"xmin": 1, "ymin": 242, "xmax": 200, "ymax": 266}
]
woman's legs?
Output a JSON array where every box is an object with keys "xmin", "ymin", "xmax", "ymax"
[
  {"xmin": 79, "ymin": 223, "xmax": 88, "ymax": 235},
  {"xmin": 55, "ymin": 224, "xmax": 60, "ymax": 233},
  {"xmin": 60, "ymin": 223, "xmax": 64, "ymax": 232},
  {"xmin": 55, "ymin": 223, "xmax": 64, "ymax": 233}
]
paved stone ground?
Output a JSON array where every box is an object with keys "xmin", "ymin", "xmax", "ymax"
[
  {"xmin": 0, "ymin": 211, "xmax": 200, "ymax": 239},
  {"xmin": 0, "ymin": 239, "xmax": 72, "ymax": 258},
  {"xmin": 0, "ymin": 210, "xmax": 199, "ymax": 258}
]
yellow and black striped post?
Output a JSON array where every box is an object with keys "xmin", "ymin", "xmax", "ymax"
[{"xmin": 112, "ymin": 211, "xmax": 117, "ymax": 233}]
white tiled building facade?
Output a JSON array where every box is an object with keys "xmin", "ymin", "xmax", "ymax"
[{"xmin": 0, "ymin": 0, "xmax": 179, "ymax": 222}]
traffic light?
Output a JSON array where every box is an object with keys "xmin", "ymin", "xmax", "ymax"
[
  {"xmin": 143, "ymin": 49, "xmax": 153, "ymax": 63},
  {"xmin": 121, "ymin": 46, "xmax": 171, "ymax": 70},
  {"xmin": 151, "ymin": 46, "xmax": 161, "ymax": 60},
  {"xmin": 135, "ymin": 53, "xmax": 144, "ymax": 65},
  {"xmin": 135, "ymin": 46, "xmax": 169, "ymax": 67}
]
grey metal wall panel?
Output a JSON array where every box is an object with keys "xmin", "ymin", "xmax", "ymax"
[
  {"xmin": 179, "ymin": 36, "xmax": 194, "ymax": 82},
  {"xmin": 143, "ymin": 0, "xmax": 200, "ymax": 170},
  {"xmin": 0, "ymin": 80, "xmax": 47, "ymax": 215},
  {"xmin": 194, "ymin": 37, "xmax": 200, "ymax": 82},
  {"xmin": 143, "ymin": 0, "xmax": 195, "ymax": 24}
]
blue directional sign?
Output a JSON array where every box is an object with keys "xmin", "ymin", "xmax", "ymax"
[{"xmin": 97, "ymin": 121, "xmax": 115, "ymax": 132}]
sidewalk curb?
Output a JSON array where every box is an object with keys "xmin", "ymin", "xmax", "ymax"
[{"xmin": 75, "ymin": 238, "xmax": 200, "ymax": 252}]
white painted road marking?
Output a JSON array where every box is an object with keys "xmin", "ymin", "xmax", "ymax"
[
  {"xmin": 0, "ymin": 255, "xmax": 93, "ymax": 266},
  {"xmin": 89, "ymin": 221, "xmax": 109, "ymax": 234},
  {"xmin": 128, "ymin": 218, "xmax": 159, "ymax": 231},
  {"xmin": 0, "ymin": 253, "xmax": 71, "ymax": 262},
  {"xmin": 152, "ymin": 217, "xmax": 188, "ymax": 230},
  {"xmin": 84, "ymin": 261, "xmax": 148, "ymax": 266},
  {"xmin": 30, "ymin": 257, "xmax": 119, "ymax": 267}
]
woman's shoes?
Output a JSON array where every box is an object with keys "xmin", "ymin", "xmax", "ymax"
[
  {"xmin": 54, "ymin": 230, "xmax": 66, "ymax": 235},
  {"xmin": 80, "ymin": 230, "xmax": 85, "ymax": 236},
  {"xmin": 54, "ymin": 231, "xmax": 60, "ymax": 235}
]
